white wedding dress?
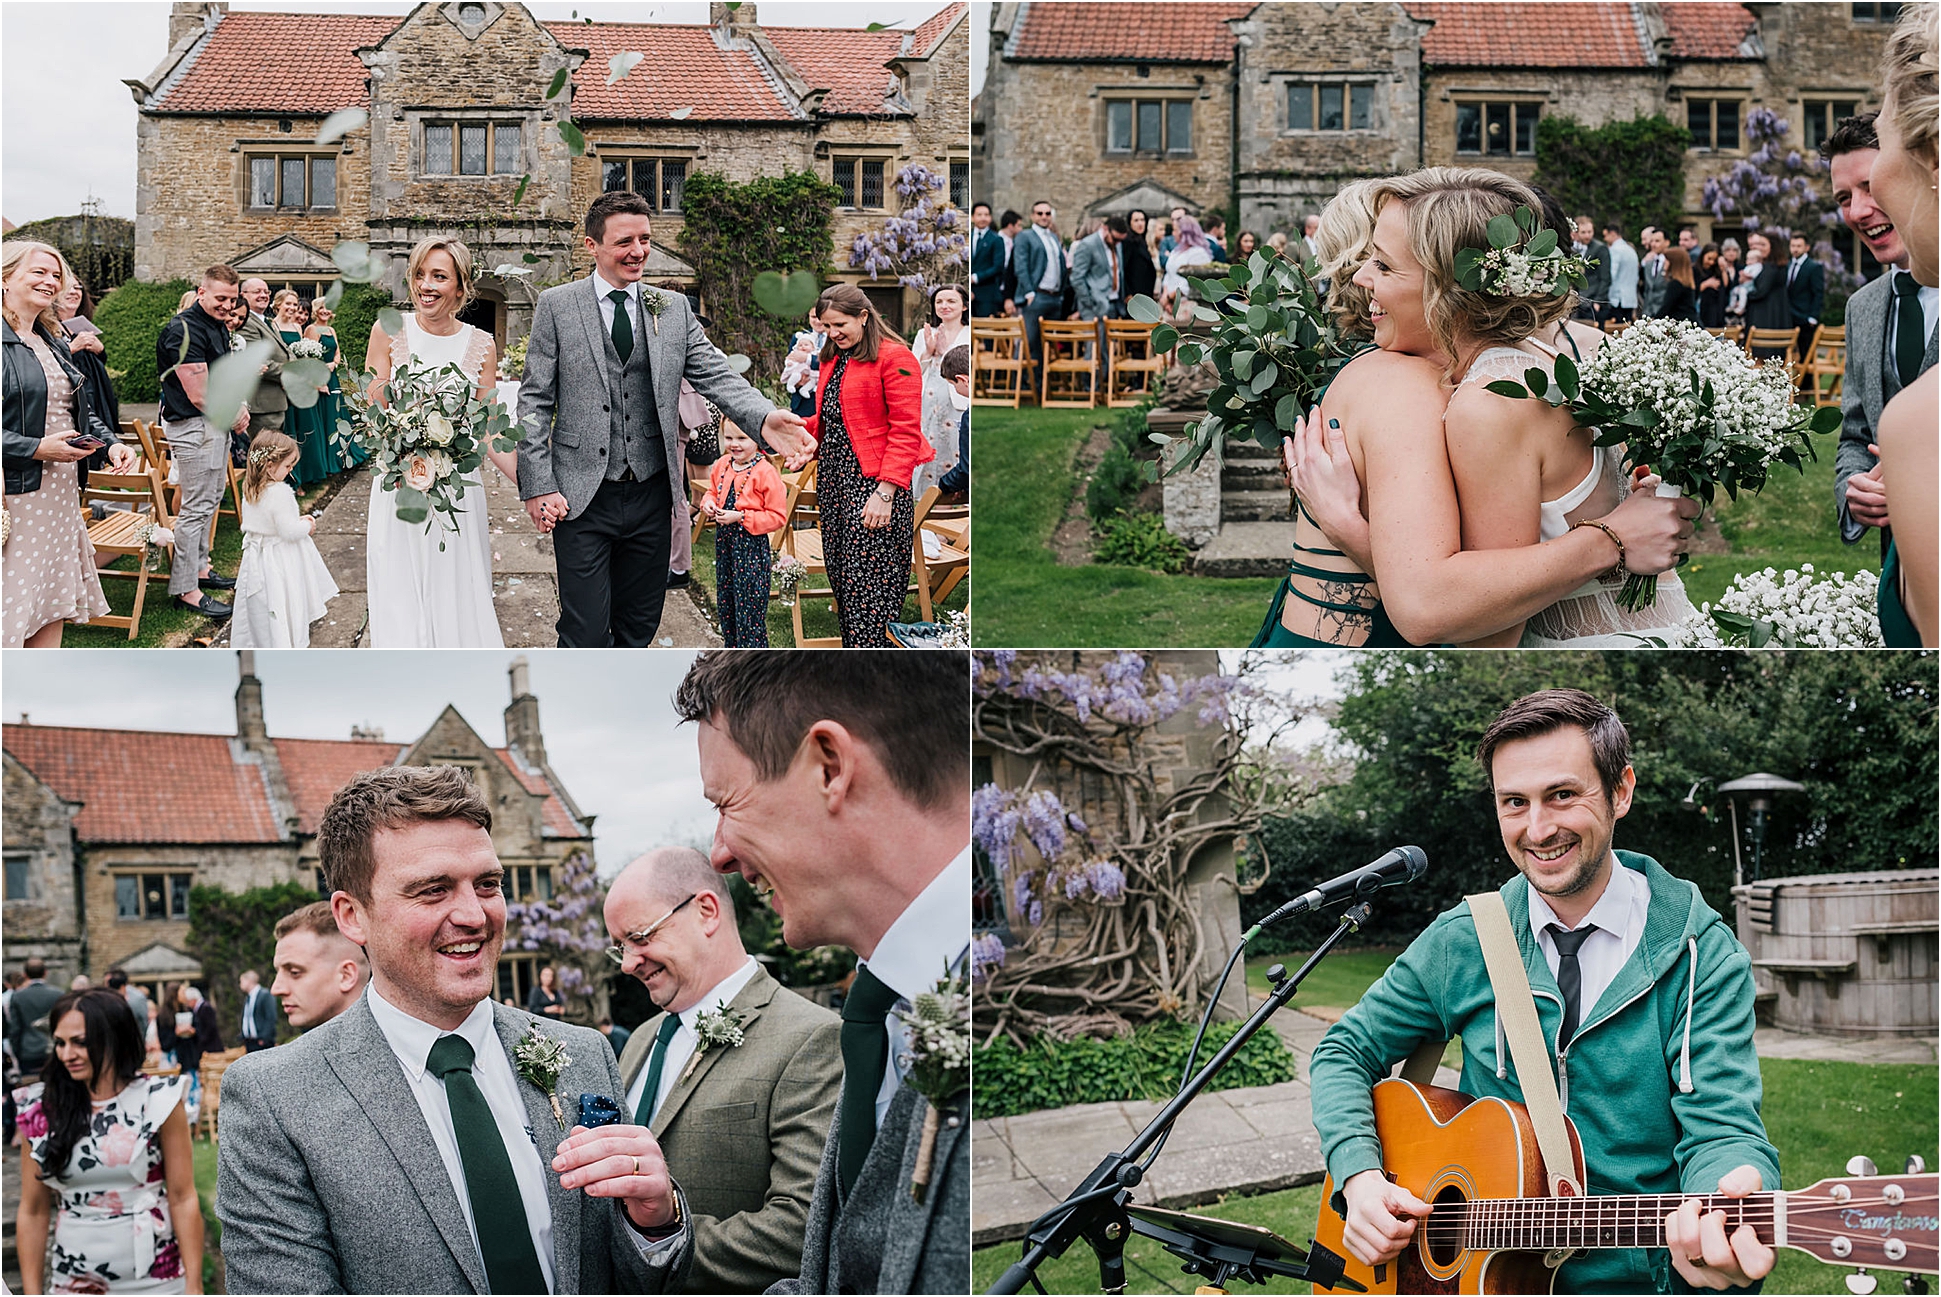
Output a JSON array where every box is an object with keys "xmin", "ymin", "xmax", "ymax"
[
  {"xmin": 364, "ymin": 315, "xmax": 504, "ymax": 648},
  {"xmin": 1455, "ymin": 340, "xmax": 1698, "ymax": 647}
]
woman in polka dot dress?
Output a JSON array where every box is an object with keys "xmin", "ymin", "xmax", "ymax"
[{"xmin": 799, "ymin": 284, "xmax": 932, "ymax": 647}]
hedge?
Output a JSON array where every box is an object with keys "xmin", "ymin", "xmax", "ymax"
[
  {"xmin": 185, "ymin": 880, "xmax": 320, "ymax": 1041},
  {"xmin": 328, "ymin": 281, "xmax": 395, "ymax": 374},
  {"xmin": 95, "ymin": 278, "xmax": 193, "ymax": 403},
  {"xmin": 1533, "ymin": 114, "xmax": 1689, "ymax": 242},
  {"xmin": 972, "ymin": 1020, "xmax": 1297, "ymax": 1119}
]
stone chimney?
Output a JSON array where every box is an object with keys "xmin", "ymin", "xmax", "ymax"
[
  {"xmin": 234, "ymin": 651, "xmax": 298, "ymax": 838},
  {"xmin": 504, "ymin": 656, "xmax": 546, "ymax": 769},
  {"xmin": 235, "ymin": 650, "xmax": 267, "ymax": 745},
  {"xmin": 710, "ymin": 2, "xmax": 758, "ymax": 36},
  {"xmin": 169, "ymin": 2, "xmax": 224, "ymax": 50}
]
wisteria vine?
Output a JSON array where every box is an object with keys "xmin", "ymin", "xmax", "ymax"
[
  {"xmin": 848, "ymin": 163, "xmax": 968, "ymax": 291},
  {"xmin": 505, "ymin": 849, "xmax": 607, "ymax": 1001}
]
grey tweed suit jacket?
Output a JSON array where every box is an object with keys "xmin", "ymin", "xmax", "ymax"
[
  {"xmin": 215, "ymin": 995, "xmax": 693, "ymax": 1294},
  {"xmin": 1836, "ymin": 271, "xmax": 1941, "ymax": 542},
  {"xmin": 516, "ymin": 277, "xmax": 775, "ymax": 522},
  {"xmin": 617, "ymin": 967, "xmax": 842, "ymax": 1294}
]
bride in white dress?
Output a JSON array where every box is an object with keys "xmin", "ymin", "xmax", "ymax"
[{"xmin": 362, "ymin": 238, "xmax": 515, "ymax": 648}]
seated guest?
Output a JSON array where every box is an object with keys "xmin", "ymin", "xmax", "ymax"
[
  {"xmin": 608, "ymin": 846, "xmax": 841, "ymax": 1293},
  {"xmin": 270, "ymin": 899, "xmax": 369, "ymax": 1030}
]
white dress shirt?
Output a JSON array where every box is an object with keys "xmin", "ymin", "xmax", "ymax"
[
  {"xmin": 367, "ymin": 986, "xmax": 558, "ymax": 1293},
  {"xmin": 622, "ymin": 955, "xmax": 762, "ymax": 1123},
  {"xmin": 241, "ymin": 986, "xmax": 261, "ymax": 1038},
  {"xmin": 856, "ymin": 845, "xmax": 972, "ymax": 1128},
  {"xmin": 1525, "ymin": 855, "xmax": 1649, "ymax": 1039},
  {"xmin": 1034, "ymin": 226, "xmax": 1063, "ymax": 293},
  {"xmin": 591, "ymin": 268, "xmax": 642, "ymax": 341}
]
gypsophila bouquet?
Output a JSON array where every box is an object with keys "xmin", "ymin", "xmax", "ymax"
[
  {"xmin": 895, "ymin": 973, "xmax": 969, "ymax": 1202},
  {"xmin": 289, "ymin": 338, "xmax": 326, "ymax": 361},
  {"xmin": 131, "ymin": 520, "xmax": 174, "ymax": 573},
  {"xmin": 1485, "ymin": 316, "xmax": 1841, "ymax": 609},
  {"xmin": 336, "ymin": 357, "xmax": 524, "ymax": 536},
  {"xmin": 1664, "ymin": 565, "xmax": 1883, "ymax": 648},
  {"xmin": 772, "ymin": 554, "xmax": 809, "ymax": 607}
]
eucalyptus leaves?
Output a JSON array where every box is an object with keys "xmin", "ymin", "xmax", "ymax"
[{"xmin": 1454, "ymin": 204, "xmax": 1590, "ymax": 300}]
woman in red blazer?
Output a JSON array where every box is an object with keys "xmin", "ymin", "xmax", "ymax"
[{"xmin": 802, "ymin": 283, "xmax": 934, "ymax": 646}]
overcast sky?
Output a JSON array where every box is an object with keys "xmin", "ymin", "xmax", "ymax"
[
  {"xmin": 1, "ymin": 648, "xmax": 723, "ymax": 872},
  {"xmin": 0, "ymin": 0, "xmax": 954, "ymax": 225}
]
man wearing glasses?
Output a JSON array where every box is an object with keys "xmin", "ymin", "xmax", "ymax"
[
  {"xmin": 1014, "ymin": 201, "xmax": 1067, "ymax": 374},
  {"xmin": 603, "ymin": 846, "xmax": 840, "ymax": 1293}
]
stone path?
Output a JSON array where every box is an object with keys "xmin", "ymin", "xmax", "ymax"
[
  {"xmin": 971, "ymin": 1004, "xmax": 1938, "ymax": 1246},
  {"xmin": 269, "ymin": 466, "xmax": 721, "ymax": 649}
]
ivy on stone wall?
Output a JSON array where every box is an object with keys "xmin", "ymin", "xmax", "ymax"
[
  {"xmin": 677, "ymin": 170, "xmax": 839, "ymax": 377},
  {"xmin": 1533, "ymin": 113, "xmax": 1690, "ymax": 240},
  {"xmin": 9, "ymin": 213, "xmax": 136, "ymax": 296},
  {"xmin": 185, "ymin": 880, "xmax": 319, "ymax": 1036}
]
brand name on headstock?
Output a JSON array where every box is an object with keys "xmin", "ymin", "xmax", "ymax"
[{"xmin": 1839, "ymin": 1209, "xmax": 1940, "ymax": 1235}]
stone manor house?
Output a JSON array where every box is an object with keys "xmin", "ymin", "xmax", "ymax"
[
  {"xmin": 976, "ymin": 1, "xmax": 1895, "ymax": 276},
  {"xmin": 126, "ymin": 0, "xmax": 968, "ymax": 347},
  {"xmin": 3, "ymin": 654, "xmax": 590, "ymax": 1013}
]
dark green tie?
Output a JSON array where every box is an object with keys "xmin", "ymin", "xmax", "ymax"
[
  {"xmin": 424, "ymin": 1034, "xmax": 549, "ymax": 1296},
  {"xmin": 837, "ymin": 965, "xmax": 901, "ymax": 1198},
  {"xmin": 632, "ymin": 1013, "xmax": 683, "ymax": 1127},
  {"xmin": 608, "ymin": 288, "xmax": 634, "ymax": 363},
  {"xmin": 1894, "ymin": 272, "xmax": 1926, "ymax": 390}
]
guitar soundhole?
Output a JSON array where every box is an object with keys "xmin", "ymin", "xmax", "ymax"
[{"xmin": 1427, "ymin": 1185, "xmax": 1467, "ymax": 1268}]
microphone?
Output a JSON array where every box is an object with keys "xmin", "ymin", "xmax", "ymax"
[{"xmin": 1254, "ymin": 846, "xmax": 1428, "ymax": 931}]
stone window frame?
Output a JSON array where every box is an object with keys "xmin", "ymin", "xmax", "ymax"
[
  {"xmin": 949, "ymin": 157, "xmax": 970, "ymax": 212},
  {"xmin": 508, "ymin": 862, "xmax": 554, "ymax": 902},
  {"xmin": 1281, "ymin": 77, "xmax": 1382, "ymax": 136},
  {"xmin": 496, "ymin": 951, "xmax": 540, "ymax": 1006},
  {"xmin": 1099, "ymin": 92, "xmax": 1196, "ymax": 159},
  {"xmin": 1452, "ymin": 96, "xmax": 1544, "ymax": 158},
  {"xmin": 1799, "ymin": 96, "xmax": 1866, "ymax": 153},
  {"xmin": 1849, "ymin": 1, "xmax": 1902, "ymax": 22},
  {"xmin": 416, "ymin": 117, "xmax": 526, "ymax": 178},
  {"xmin": 1684, "ymin": 96, "xmax": 1747, "ymax": 154},
  {"xmin": 832, "ymin": 151, "xmax": 898, "ymax": 211},
  {"xmin": 112, "ymin": 869, "xmax": 194, "ymax": 923},
  {"xmin": 240, "ymin": 144, "xmax": 341, "ymax": 215},
  {"xmin": 595, "ymin": 151, "xmax": 694, "ymax": 213},
  {"xmin": 3, "ymin": 852, "xmax": 30, "ymax": 903}
]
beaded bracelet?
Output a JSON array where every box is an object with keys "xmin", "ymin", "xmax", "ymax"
[{"xmin": 1569, "ymin": 519, "xmax": 1627, "ymax": 582}]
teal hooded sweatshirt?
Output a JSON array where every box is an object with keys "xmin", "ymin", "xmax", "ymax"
[{"xmin": 1308, "ymin": 851, "xmax": 1780, "ymax": 1294}]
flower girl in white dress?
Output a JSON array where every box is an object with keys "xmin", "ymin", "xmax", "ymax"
[{"xmin": 232, "ymin": 430, "xmax": 339, "ymax": 647}]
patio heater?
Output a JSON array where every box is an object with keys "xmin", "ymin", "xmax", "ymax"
[{"xmin": 1716, "ymin": 772, "xmax": 1807, "ymax": 886}]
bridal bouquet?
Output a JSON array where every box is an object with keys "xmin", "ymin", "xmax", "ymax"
[
  {"xmin": 289, "ymin": 338, "xmax": 326, "ymax": 361},
  {"xmin": 1485, "ymin": 316, "xmax": 1841, "ymax": 609},
  {"xmin": 1664, "ymin": 565, "xmax": 1883, "ymax": 648},
  {"xmin": 336, "ymin": 358, "xmax": 524, "ymax": 533}
]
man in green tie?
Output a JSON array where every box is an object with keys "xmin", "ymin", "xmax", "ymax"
[
  {"xmin": 214, "ymin": 764, "xmax": 694, "ymax": 1294},
  {"xmin": 608, "ymin": 846, "xmax": 841, "ymax": 1292},
  {"xmin": 675, "ymin": 651, "xmax": 972, "ymax": 1295}
]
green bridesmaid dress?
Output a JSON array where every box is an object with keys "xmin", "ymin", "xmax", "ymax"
[
  {"xmin": 320, "ymin": 332, "xmax": 365, "ymax": 469},
  {"xmin": 1879, "ymin": 537, "xmax": 1923, "ymax": 648},
  {"xmin": 283, "ymin": 327, "xmax": 333, "ymax": 488}
]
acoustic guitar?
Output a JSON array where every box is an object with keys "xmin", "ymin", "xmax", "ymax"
[{"xmin": 1313, "ymin": 1079, "xmax": 1938, "ymax": 1294}]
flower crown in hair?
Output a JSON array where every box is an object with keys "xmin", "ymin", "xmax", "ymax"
[
  {"xmin": 247, "ymin": 445, "xmax": 285, "ymax": 467},
  {"xmin": 1454, "ymin": 206, "xmax": 1589, "ymax": 300}
]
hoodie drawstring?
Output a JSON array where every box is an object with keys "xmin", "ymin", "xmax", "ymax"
[
  {"xmin": 1679, "ymin": 936, "xmax": 1697, "ymax": 1094},
  {"xmin": 1496, "ymin": 1009, "xmax": 1508, "ymax": 1080}
]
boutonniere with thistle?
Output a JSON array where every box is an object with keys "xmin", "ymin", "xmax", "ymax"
[
  {"xmin": 641, "ymin": 288, "xmax": 668, "ymax": 337},
  {"xmin": 677, "ymin": 1006, "xmax": 748, "ymax": 1085},
  {"xmin": 512, "ymin": 1024, "xmax": 573, "ymax": 1129},
  {"xmin": 895, "ymin": 973, "xmax": 970, "ymax": 1203}
]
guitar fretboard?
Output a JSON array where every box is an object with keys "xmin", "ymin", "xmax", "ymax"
[{"xmin": 1426, "ymin": 1192, "xmax": 1774, "ymax": 1253}]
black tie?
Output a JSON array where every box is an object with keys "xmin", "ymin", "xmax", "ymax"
[
  {"xmin": 608, "ymin": 288, "xmax": 633, "ymax": 363},
  {"xmin": 1895, "ymin": 272, "xmax": 1926, "ymax": 390},
  {"xmin": 424, "ymin": 1035, "xmax": 549, "ymax": 1296},
  {"xmin": 1546, "ymin": 924, "xmax": 1597, "ymax": 1051},
  {"xmin": 837, "ymin": 965, "xmax": 901, "ymax": 1198}
]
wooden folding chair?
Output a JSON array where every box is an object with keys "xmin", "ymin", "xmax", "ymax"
[
  {"xmin": 1104, "ymin": 319, "xmax": 1165, "ymax": 407},
  {"xmin": 1745, "ymin": 327, "xmax": 1800, "ymax": 371},
  {"xmin": 128, "ymin": 419, "xmax": 177, "ymax": 513},
  {"xmin": 778, "ymin": 524, "xmax": 839, "ymax": 648},
  {"xmin": 1801, "ymin": 325, "xmax": 1846, "ymax": 407},
  {"xmin": 79, "ymin": 463, "xmax": 174, "ymax": 640},
  {"xmin": 1038, "ymin": 319, "xmax": 1099, "ymax": 408},
  {"xmin": 197, "ymin": 1046, "xmax": 248, "ymax": 1142},
  {"xmin": 910, "ymin": 487, "xmax": 969, "ymax": 621},
  {"xmin": 971, "ymin": 318, "xmax": 1030, "ymax": 408}
]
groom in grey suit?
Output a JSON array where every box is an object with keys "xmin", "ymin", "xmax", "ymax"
[
  {"xmin": 517, "ymin": 191, "xmax": 812, "ymax": 647},
  {"xmin": 216, "ymin": 765, "xmax": 694, "ymax": 1294},
  {"xmin": 675, "ymin": 652, "xmax": 971, "ymax": 1294}
]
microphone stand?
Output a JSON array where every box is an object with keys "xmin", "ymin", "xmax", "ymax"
[{"xmin": 987, "ymin": 899, "xmax": 1377, "ymax": 1295}]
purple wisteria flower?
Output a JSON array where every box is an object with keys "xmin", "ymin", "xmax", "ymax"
[{"xmin": 971, "ymin": 932, "xmax": 1007, "ymax": 981}]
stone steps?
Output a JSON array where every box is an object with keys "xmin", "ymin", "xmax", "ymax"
[
  {"xmin": 1222, "ymin": 489, "xmax": 1293, "ymax": 522},
  {"xmin": 1192, "ymin": 520, "xmax": 1297, "ymax": 578}
]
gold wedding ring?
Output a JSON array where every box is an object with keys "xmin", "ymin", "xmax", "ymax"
[
  {"xmin": 1689, "ymin": 1256, "xmax": 1706, "ymax": 1267},
  {"xmin": 631, "ymin": 1155, "xmax": 641, "ymax": 1177}
]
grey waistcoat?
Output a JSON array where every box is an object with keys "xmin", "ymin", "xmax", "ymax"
[{"xmin": 600, "ymin": 296, "xmax": 663, "ymax": 482}]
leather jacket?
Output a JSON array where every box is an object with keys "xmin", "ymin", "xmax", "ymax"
[{"xmin": 5, "ymin": 318, "xmax": 110, "ymax": 496}]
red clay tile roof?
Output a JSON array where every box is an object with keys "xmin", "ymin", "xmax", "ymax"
[
  {"xmin": 546, "ymin": 23, "xmax": 793, "ymax": 121},
  {"xmin": 4, "ymin": 725, "xmax": 284, "ymax": 844},
  {"xmin": 763, "ymin": 27, "xmax": 907, "ymax": 114},
  {"xmin": 493, "ymin": 750, "xmax": 588, "ymax": 839},
  {"xmin": 1662, "ymin": 3, "xmax": 1759, "ymax": 59},
  {"xmin": 154, "ymin": 12, "xmax": 399, "ymax": 114},
  {"xmin": 274, "ymin": 737, "xmax": 404, "ymax": 836},
  {"xmin": 1412, "ymin": 3, "xmax": 1649, "ymax": 68},
  {"xmin": 1007, "ymin": 2, "xmax": 1254, "ymax": 63},
  {"xmin": 912, "ymin": 4, "xmax": 967, "ymax": 58}
]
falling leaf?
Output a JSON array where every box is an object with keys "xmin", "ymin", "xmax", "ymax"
[
  {"xmin": 866, "ymin": 21, "xmax": 887, "ymax": 30},
  {"xmin": 314, "ymin": 107, "xmax": 368, "ymax": 145},
  {"xmin": 557, "ymin": 120, "xmax": 587, "ymax": 156},
  {"xmin": 512, "ymin": 174, "xmax": 531, "ymax": 206},
  {"xmin": 203, "ymin": 339, "xmax": 277, "ymax": 429},
  {"xmin": 331, "ymin": 240, "xmax": 380, "ymax": 282},
  {"xmin": 322, "ymin": 280, "xmax": 345, "ymax": 311},
  {"xmin": 724, "ymin": 353, "xmax": 753, "ymax": 374},
  {"xmin": 668, "ymin": 107, "xmax": 693, "ymax": 120},
  {"xmin": 281, "ymin": 358, "xmax": 335, "ymax": 408},
  {"xmin": 547, "ymin": 67, "xmax": 570, "ymax": 100},
  {"xmin": 607, "ymin": 51, "xmax": 643, "ymax": 84},
  {"xmin": 752, "ymin": 270, "xmax": 821, "ymax": 318},
  {"xmin": 378, "ymin": 307, "xmax": 405, "ymax": 338}
]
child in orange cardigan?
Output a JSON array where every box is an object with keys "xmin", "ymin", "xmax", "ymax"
[{"xmin": 700, "ymin": 420, "xmax": 789, "ymax": 646}]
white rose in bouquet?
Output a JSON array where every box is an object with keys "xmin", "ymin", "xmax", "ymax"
[{"xmin": 425, "ymin": 411, "xmax": 457, "ymax": 446}]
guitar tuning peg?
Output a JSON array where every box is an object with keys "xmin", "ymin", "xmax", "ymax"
[
  {"xmin": 1903, "ymin": 1273, "xmax": 1930, "ymax": 1295},
  {"xmin": 1907, "ymin": 1155, "xmax": 1928, "ymax": 1175},
  {"xmin": 1848, "ymin": 1155, "xmax": 1879, "ymax": 1177},
  {"xmin": 1848, "ymin": 1269, "xmax": 1878, "ymax": 1295}
]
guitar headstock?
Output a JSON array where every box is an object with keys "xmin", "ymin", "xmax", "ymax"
[{"xmin": 1785, "ymin": 1168, "xmax": 1938, "ymax": 1275}]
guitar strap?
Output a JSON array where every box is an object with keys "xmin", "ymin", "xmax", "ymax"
[{"xmin": 1468, "ymin": 890, "xmax": 1584, "ymax": 1203}]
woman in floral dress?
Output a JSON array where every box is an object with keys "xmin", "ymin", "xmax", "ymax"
[{"xmin": 14, "ymin": 989, "xmax": 204, "ymax": 1294}]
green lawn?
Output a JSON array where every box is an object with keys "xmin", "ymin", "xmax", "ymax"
[
  {"xmin": 971, "ymin": 407, "xmax": 1873, "ymax": 646},
  {"xmin": 974, "ymin": 1058, "xmax": 1938, "ymax": 1295},
  {"xmin": 1244, "ymin": 949, "xmax": 1402, "ymax": 1008},
  {"xmin": 969, "ymin": 408, "xmax": 1278, "ymax": 646}
]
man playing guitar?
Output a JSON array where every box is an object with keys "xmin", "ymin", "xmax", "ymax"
[{"xmin": 1309, "ymin": 689, "xmax": 1782, "ymax": 1293}]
